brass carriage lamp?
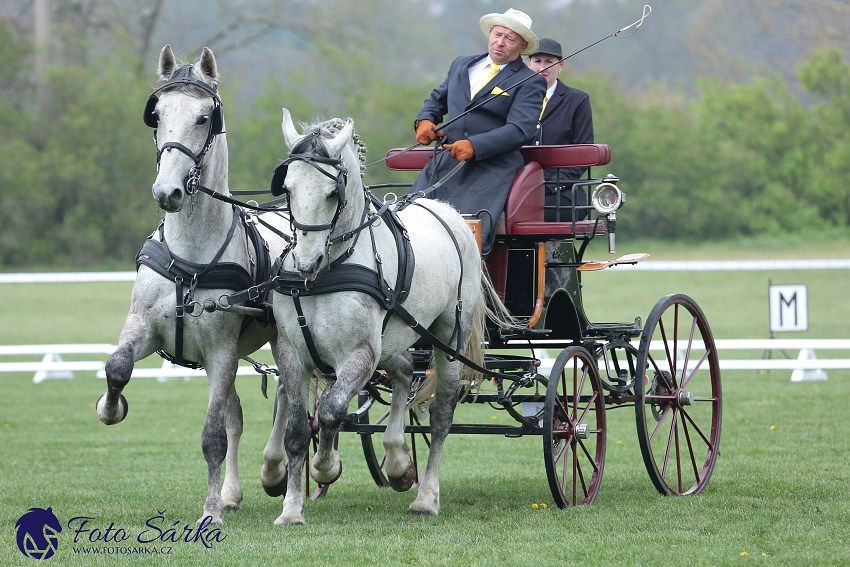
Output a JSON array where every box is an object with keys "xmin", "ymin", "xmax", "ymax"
[{"xmin": 591, "ymin": 174, "xmax": 624, "ymax": 254}]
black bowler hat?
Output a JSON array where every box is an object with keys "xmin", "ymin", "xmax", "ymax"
[{"xmin": 531, "ymin": 37, "xmax": 562, "ymax": 59}]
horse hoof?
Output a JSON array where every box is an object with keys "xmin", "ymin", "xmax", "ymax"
[
  {"xmin": 387, "ymin": 463, "xmax": 417, "ymax": 493},
  {"xmin": 198, "ymin": 513, "xmax": 223, "ymax": 525},
  {"xmin": 309, "ymin": 460, "xmax": 342, "ymax": 485},
  {"xmin": 274, "ymin": 513, "xmax": 305, "ymax": 526},
  {"xmin": 262, "ymin": 469, "xmax": 288, "ymax": 498},
  {"xmin": 96, "ymin": 394, "xmax": 128, "ymax": 425},
  {"xmin": 408, "ymin": 494, "xmax": 440, "ymax": 516}
]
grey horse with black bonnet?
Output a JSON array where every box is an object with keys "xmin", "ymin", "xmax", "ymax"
[
  {"xmin": 96, "ymin": 46, "xmax": 290, "ymax": 524},
  {"xmin": 260, "ymin": 110, "xmax": 487, "ymax": 525}
]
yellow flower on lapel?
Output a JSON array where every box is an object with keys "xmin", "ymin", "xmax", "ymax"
[{"xmin": 490, "ymin": 86, "xmax": 509, "ymax": 96}]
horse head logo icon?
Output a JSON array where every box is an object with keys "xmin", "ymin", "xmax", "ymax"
[{"xmin": 15, "ymin": 507, "xmax": 62, "ymax": 560}]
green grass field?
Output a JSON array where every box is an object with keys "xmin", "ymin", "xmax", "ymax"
[{"xmin": 1, "ymin": 238, "xmax": 849, "ymax": 565}]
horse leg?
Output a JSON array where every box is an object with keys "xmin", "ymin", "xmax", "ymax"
[
  {"xmin": 220, "ymin": 384, "xmax": 243, "ymax": 511},
  {"xmin": 309, "ymin": 345, "xmax": 375, "ymax": 485},
  {"xmin": 381, "ymin": 353, "xmax": 417, "ymax": 492},
  {"xmin": 199, "ymin": 355, "xmax": 239, "ymax": 525},
  {"xmin": 260, "ymin": 385, "xmax": 289, "ymax": 496},
  {"xmin": 260, "ymin": 351, "xmax": 290, "ymax": 498},
  {"xmin": 275, "ymin": 370, "xmax": 312, "ymax": 526},
  {"xmin": 408, "ymin": 354, "xmax": 462, "ymax": 516},
  {"xmin": 97, "ymin": 314, "xmax": 154, "ymax": 425}
]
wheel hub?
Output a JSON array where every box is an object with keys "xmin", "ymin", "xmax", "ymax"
[{"xmin": 575, "ymin": 423, "xmax": 588, "ymax": 439}]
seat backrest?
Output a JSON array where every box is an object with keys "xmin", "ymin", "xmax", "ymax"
[
  {"xmin": 504, "ymin": 161, "xmax": 544, "ymax": 234},
  {"xmin": 519, "ymin": 144, "xmax": 611, "ymax": 168},
  {"xmin": 385, "ymin": 148, "xmax": 435, "ymax": 171},
  {"xmin": 385, "ymin": 144, "xmax": 611, "ymax": 171}
]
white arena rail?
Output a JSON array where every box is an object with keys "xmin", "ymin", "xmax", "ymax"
[
  {"xmin": 2, "ymin": 340, "xmax": 848, "ymax": 383},
  {"xmin": 0, "ymin": 343, "xmax": 273, "ymax": 383},
  {"xmin": 532, "ymin": 339, "xmax": 850, "ymax": 382}
]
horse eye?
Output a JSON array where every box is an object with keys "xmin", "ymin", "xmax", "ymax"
[{"xmin": 196, "ymin": 115, "xmax": 209, "ymax": 125}]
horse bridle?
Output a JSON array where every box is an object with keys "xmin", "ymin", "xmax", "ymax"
[
  {"xmin": 143, "ymin": 64, "xmax": 224, "ymax": 196},
  {"xmin": 270, "ymin": 128, "xmax": 351, "ymax": 236},
  {"xmin": 272, "ymin": 153, "xmax": 348, "ymax": 233}
]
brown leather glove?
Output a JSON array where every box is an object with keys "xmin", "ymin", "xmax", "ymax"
[
  {"xmin": 415, "ymin": 120, "xmax": 443, "ymax": 145},
  {"xmin": 443, "ymin": 139, "xmax": 475, "ymax": 161}
]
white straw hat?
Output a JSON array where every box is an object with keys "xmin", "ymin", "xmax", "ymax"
[{"xmin": 479, "ymin": 8, "xmax": 539, "ymax": 56}]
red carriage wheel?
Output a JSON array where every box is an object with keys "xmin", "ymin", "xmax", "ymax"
[
  {"xmin": 635, "ymin": 294, "xmax": 722, "ymax": 496},
  {"xmin": 543, "ymin": 346, "xmax": 607, "ymax": 508}
]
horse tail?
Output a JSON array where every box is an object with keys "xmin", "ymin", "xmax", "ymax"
[
  {"xmin": 458, "ymin": 274, "xmax": 488, "ymax": 399},
  {"xmin": 479, "ymin": 263, "xmax": 523, "ymax": 331}
]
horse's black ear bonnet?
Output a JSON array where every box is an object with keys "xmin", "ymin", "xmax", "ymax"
[
  {"xmin": 270, "ymin": 157, "xmax": 347, "ymax": 199},
  {"xmin": 270, "ymin": 161, "xmax": 289, "ymax": 197},
  {"xmin": 270, "ymin": 130, "xmax": 347, "ymax": 200},
  {"xmin": 143, "ymin": 64, "xmax": 223, "ymax": 135}
]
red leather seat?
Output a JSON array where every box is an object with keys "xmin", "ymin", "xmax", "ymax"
[
  {"xmin": 504, "ymin": 162, "xmax": 544, "ymax": 232},
  {"xmin": 384, "ymin": 144, "xmax": 611, "ymax": 237}
]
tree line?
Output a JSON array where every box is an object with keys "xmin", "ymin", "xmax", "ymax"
[{"xmin": 0, "ymin": 19, "xmax": 848, "ymax": 269}]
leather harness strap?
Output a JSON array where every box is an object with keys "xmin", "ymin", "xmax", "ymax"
[{"xmin": 136, "ymin": 207, "xmax": 276, "ymax": 368}]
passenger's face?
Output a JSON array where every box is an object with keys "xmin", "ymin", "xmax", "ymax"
[
  {"xmin": 527, "ymin": 54, "xmax": 564, "ymax": 88},
  {"xmin": 488, "ymin": 25, "xmax": 528, "ymax": 65}
]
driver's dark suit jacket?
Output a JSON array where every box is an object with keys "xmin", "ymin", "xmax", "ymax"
[{"xmin": 410, "ymin": 53, "xmax": 546, "ymax": 256}]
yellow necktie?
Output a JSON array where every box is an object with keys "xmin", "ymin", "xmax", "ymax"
[
  {"xmin": 539, "ymin": 96, "xmax": 548, "ymax": 120},
  {"xmin": 471, "ymin": 63, "xmax": 500, "ymax": 98}
]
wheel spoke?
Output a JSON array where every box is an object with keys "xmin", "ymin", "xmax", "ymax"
[
  {"xmin": 648, "ymin": 402, "xmax": 672, "ymax": 444},
  {"xmin": 576, "ymin": 436, "xmax": 600, "ymax": 472},
  {"xmin": 681, "ymin": 350, "xmax": 709, "ymax": 389},
  {"xmin": 554, "ymin": 386, "xmax": 570, "ymax": 420},
  {"xmin": 661, "ymin": 408, "xmax": 678, "ymax": 481},
  {"xmin": 679, "ymin": 315, "xmax": 697, "ymax": 388},
  {"xmin": 658, "ymin": 319, "xmax": 675, "ymax": 381},
  {"xmin": 576, "ymin": 391, "xmax": 598, "ymax": 425},
  {"xmin": 573, "ymin": 441, "xmax": 588, "ymax": 503},
  {"xmin": 375, "ymin": 408, "xmax": 390, "ymax": 425},
  {"xmin": 679, "ymin": 404, "xmax": 714, "ymax": 449},
  {"xmin": 558, "ymin": 438, "xmax": 571, "ymax": 498},
  {"xmin": 681, "ymin": 413, "xmax": 701, "ymax": 482},
  {"xmin": 554, "ymin": 433, "xmax": 573, "ymax": 467},
  {"xmin": 674, "ymin": 410, "xmax": 683, "ymax": 493},
  {"xmin": 673, "ymin": 304, "xmax": 680, "ymax": 384}
]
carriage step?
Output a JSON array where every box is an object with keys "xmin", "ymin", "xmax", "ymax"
[{"xmin": 499, "ymin": 327, "xmax": 552, "ymax": 339}]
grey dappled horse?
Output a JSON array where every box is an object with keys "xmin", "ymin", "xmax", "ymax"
[
  {"xmin": 96, "ymin": 46, "xmax": 290, "ymax": 524},
  {"xmin": 260, "ymin": 110, "xmax": 486, "ymax": 525}
]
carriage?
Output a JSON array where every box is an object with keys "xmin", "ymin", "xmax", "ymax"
[{"xmin": 316, "ymin": 142, "xmax": 722, "ymax": 508}]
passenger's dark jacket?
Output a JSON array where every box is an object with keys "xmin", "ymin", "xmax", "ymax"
[{"xmin": 529, "ymin": 79, "xmax": 594, "ymax": 221}]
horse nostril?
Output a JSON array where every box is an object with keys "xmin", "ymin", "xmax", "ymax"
[
  {"xmin": 170, "ymin": 188, "xmax": 183, "ymax": 202},
  {"xmin": 311, "ymin": 254, "xmax": 324, "ymax": 274}
]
